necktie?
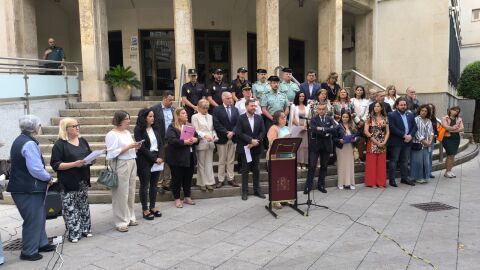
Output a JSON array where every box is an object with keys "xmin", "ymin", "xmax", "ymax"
[{"xmin": 227, "ymin": 106, "xmax": 231, "ymax": 121}]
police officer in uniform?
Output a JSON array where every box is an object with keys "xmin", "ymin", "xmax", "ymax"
[
  {"xmin": 181, "ymin": 68, "xmax": 205, "ymax": 121},
  {"xmin": 279, "ymin": 67, "xmax": 300, "ymax": 104},
  {"xmin": 261, "ymin": 76, "xmax": 289, "ymax": 147},
  {"xmin": 205, "ymin": 68, "xmax": 230, "ymax": 109},
  {"xmin": 230, "ymin": 67, "xmax": 251, "ymax": 102},
  {"xmin": 252, "ymin": 68, "xmax": 270, "ymax": 104}
]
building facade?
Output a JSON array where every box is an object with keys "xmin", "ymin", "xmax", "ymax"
[{"xmin": 0, "ymin": 0, "xmax": 462, "ymax": 115}]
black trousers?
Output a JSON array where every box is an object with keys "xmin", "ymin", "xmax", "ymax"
[
  {"xmin": 263, "ymin": 116, "xmax": 273, "ymax": 149},
  {"xmin": 306, "ymin": 150, "xmax": 331, "ymax": 190},
  {"xmin": 239, "ymin": 153, "xmax": 261, "ymax": 194},
  {"xmin": 137, "ymin": 165, "xmax": 161, "ymax": 211},
  {"xmin": 170, "ymin": 156, "xmax": 194, "ymax": 199}
]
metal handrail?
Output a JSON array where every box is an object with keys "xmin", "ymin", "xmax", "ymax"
[
  {"xmin": 0, "ymin": 56, "xmax": 82, "ymax": 114},
  {"xmin": 178, "ymin": 64, "xmax": 186, "ymax": 107},
  {"xmin": 342, "ymin": 69, "xmax": 386, "ymax": 90},
  {"xmin": 274, "ymin": 65, "xmax": 301, "ymax": 86}
]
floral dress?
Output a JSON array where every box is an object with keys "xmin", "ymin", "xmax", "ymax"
[{"xmin": 367, "ymin": 116, "xmax": 388, "ymax": 154}]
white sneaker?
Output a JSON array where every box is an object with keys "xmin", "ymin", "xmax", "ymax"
[
  {"xmin": 71, "ymin": 238, "xmax": 79, "ymax": 243},
  {"xmin": 450, "ymin": 172, "xmax": 456, "ymax": 178},
  {"xmin": 444, "ymin": 172, "xmax": 455, "ymax": 178},
  {"xmin": 350, "ymin": 185, "xmax": 356, "ymax": 190},
  {"xmin": 338, "ymin": 186, "xmax": 344, "ymax": 190}
]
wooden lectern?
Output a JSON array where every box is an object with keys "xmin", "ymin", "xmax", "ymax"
[{"xmin": 266, "ymin": 137, "xmax": 305, "ymax": 218}]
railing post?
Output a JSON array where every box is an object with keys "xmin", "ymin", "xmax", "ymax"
[
  {"xmin": 22, "ymin": 64, "xmax": 30, "ymax": 115},
  {"xmin": 63, "ymin": 65, "xmax": 70, "ymax": 109},
  {"xmin": 75, "ymin": 65, "xmax": 81, "ymax": 102}
]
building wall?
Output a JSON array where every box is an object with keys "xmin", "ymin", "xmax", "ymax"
[
  {"xmin": 374, "ymin": 0, "xmax": 450, "ymax": 95},
  {"xmin": 35, "ymin": 0, "xmax": 82, "ymax": 63},
  {"xmin": 460, "ymin": 0, "xmax": 480, "ymax": 71}
]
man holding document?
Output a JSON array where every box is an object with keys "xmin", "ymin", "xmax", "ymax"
[{"xmin": 234, "ymin": 99, "xmax": 266, "ymax": 200}]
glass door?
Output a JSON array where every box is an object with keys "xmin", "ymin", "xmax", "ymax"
[
  {"xmin": 195, "ymin": 31, "xmax": 231, "ymax": 84},
  {"xmin": 141, "ymin": 30, "xmax": 175, "ymax": 96}
]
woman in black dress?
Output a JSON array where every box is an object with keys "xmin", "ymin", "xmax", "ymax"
[{"xmin": 50, "ymin": 118, "xmax": 93, "ymax": 243}]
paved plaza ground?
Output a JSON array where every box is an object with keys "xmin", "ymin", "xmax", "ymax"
[{"xmin": 1, "ymin": 154, "xmax": 479, "ymax": 270}]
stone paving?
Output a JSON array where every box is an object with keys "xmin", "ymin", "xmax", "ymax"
[{"xmin": 1, "ymin": 154, "xmax": 479, "ymax": 270}]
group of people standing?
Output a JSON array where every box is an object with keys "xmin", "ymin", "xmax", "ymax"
[{"xmin": 3, "ymin": 66, "xmax": 465, "ymax": 263}]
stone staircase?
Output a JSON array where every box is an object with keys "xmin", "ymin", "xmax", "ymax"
[{"xmin": 2, "ymin": 101, "xmax": 479, "ymax": 204}]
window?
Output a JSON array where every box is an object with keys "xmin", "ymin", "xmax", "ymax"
[{"xmin": 473, "ymin": 9, "xmax": 480, "ymax": 21}]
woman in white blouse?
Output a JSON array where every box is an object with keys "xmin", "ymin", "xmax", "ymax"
[
  {"xmin": 192, "ymin": 99, "xmax": 218, "ymax": 191},
  {"xmin": 105, "ymin": 111, "xmax": 142, "ymax": 232},
  {"xmin": 384, "ymin": 85, "xmax": 399, "ymax": 109},
  {"xmin": 350, "ymin": 85, "xmax": 369, "ymax": 161}
]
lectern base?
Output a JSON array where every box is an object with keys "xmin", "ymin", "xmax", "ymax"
[{"xmin": 265, "ymin": 202, "xmax": 305, "ymax": 218}]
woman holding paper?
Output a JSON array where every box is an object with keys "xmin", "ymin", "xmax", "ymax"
[
  {"xmin": 333, "ymin": 111, "xmax": 359, "ymax": 190},
  {"xmin": 134, "ymin": 108, "xmax": 164, "ymax": 220},
  {"xmin": 106, "ymin": 111, "xmax": 142, "ymax": 232},
  {"xmin": 165, "ymin": 108, "xmax": 199, "ymax": 208},
  {"xmin": 50, "ymin": 118, "xmax": 93, "ymax": 242},
  {"xmin": 191, "ymin": 99, "xmax": 217, "ymax": 192}
]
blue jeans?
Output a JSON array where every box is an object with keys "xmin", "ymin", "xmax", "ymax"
[
  {"xmin": 11, "ymin": 193, "xmax": 49, "ymax": 256},
  {"xmin": 388, "ymin": 145, "xmax": 411, "ymax": 182},
  {"xmin": 410, "ymin": 148, "xmax": 430, "ymax": 180}
]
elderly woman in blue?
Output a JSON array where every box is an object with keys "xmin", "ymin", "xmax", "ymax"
[{"xmin": 7, "ymin": 115, "xmax": 56, "ymax": 261}]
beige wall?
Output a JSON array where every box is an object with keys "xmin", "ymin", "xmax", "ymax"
[
  {"xmin": 375, "ymin": 0, "xmax": 450, "ymax": 95},
  {"xmin": 460, "ymin": 0, "xmax": 480, "ymax": 46}
]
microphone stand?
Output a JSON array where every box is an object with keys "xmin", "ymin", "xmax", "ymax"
[{"xmin": 296, "ymin": 106, "xmax": 328, "ymax": 216}]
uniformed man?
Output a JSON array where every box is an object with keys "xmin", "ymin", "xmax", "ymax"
[
  {"xmin": 252, "ymin": 68, "xmax": 270, "ymax": 103},
  {"xmin": 230, "ymin": 67, "xmax": 251, "ymax": 102},
  {"xmin": 205, "ymin": 68, "xmax": 230, "ymax": 108},
  {"xmin": 261, "ymin": 76, "xmax": 289, "ymax": 146},
  {"xmin": 279, "ymin": 67, "xmax": 300, "ymax": 103},
  {"xmin": 181, "ymin": 68, "xmax": 205, "ymax": 121}
]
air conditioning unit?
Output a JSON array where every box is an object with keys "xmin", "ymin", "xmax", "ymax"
[{"xmin": 342, "ymin": 27, "xmax": 354, "ymax": 49}]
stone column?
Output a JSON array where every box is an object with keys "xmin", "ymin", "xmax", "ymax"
[
  {"xmin": 78, "ymin": 0, "xmax": 110, "ymax": 101},
  {"xmin": 174, "ymin": 0, "xmax": 195, "ymax": 100},
  {"xmin": 0, "ymin": 0, "xmax": 38, "ymax": 59},
  {"xmin": 318, "ymin": 0, "xmax": 343, "ymax": 82},
  {"xmin": 256, "ymin": 0, "xmax": 280, "ymax": 75},
  {"xmin": 231, "ymin": 1, "xmax": 248, "ymax": 79},
  {"xmin": 355, "ymin": 11, "xmax": 373, "ymax": 79}
]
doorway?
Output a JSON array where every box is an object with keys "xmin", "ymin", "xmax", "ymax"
[
  {"xmin": 195, "ymin": 30, "xmax": 231, "ymax": 84},
  {"xmin": 247, "ymin": 33, "xmax": 257, "ymax": 81},
  {"xmin": 289, "ymin": 39, "xmax": 305, "ymax": 81},
  {"xmin": 140, "ymin": 30, "xmax": 175, "ymax": 96},
  {"xmin": 108, "ymin": 31, "xmax": 123, "ymax": 68}
]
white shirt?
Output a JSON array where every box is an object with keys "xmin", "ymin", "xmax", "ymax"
[
  {"xmin": 105, "ymin": 130, "xmax": 136, "ymax": 160},
  {"xmin": 147, "ymin": 127, "xmax": 158, "ymax": 152},
  {"xmin": 350, "ymin": 97, "xmax": 369, "ymax": 121},
  {"xmin": 247, "ymin": 113, "xmax": 255, "ymax": 132},
  {"xmin": 235, "ymin": 98, "xmax": 262, "ymax": 115}
]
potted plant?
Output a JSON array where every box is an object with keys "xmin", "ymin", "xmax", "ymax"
[{"xmin": 104, "ymin": 65, "xmax": 141, "ymax": 101}]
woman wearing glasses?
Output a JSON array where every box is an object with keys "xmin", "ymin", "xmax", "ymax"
[{"xmin": 50, "ymin": 118, "xmax": 93, "ymax": 243}]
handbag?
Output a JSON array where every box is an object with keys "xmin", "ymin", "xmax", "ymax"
[
  {"xmin": 411, "ymin": 142, "xmax": 423, "ymax": 151},
  {"xmin": 97, "ymin": 158, "xmax": 118, "ymax": 188},
  {"xmin": 437, "ymin": 125, "xmax": 446, "ymax": 142}
]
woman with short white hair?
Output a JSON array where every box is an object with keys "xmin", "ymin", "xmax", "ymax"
[
  {"xmin": 50, "ymin": 118, "xmax": 93, "ymax": 242},
  {"xmin": 7, "ymin": 115, "xmax": 55, "ymax": 261}
]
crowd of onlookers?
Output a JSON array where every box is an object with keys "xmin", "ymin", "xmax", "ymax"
[{"xmin": 0, "ymin": 67, "xmax": 465, "ymax": 263}]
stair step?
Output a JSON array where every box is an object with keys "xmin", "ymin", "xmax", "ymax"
[
  {"xmin": 59, "ymin": 108, "xmax": 146, "ymax": 117},
  {"xmin": 69, "ymin": 101, "xmax": 162, "ymax": 109},
  {"xmin": 51, "ymin": 116, "xmax": 139, "ymax": 125},
  {"xmin": 41, "ymin": 125, "xmax": 135, "ymax": 135}
]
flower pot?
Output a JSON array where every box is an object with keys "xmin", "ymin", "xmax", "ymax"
[{"xmin": 113, "ymin": 86, "xmax": 132, "ymax": 101}]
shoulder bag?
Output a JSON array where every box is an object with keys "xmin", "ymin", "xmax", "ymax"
[{"xmin": 97, "ymin": 157, "xmax": 118, "ymax": 188}]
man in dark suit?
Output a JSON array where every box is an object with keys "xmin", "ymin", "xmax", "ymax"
[
  {"xmin": 151, "ymin": 90, "xmax": 175, "ymax": 192},
  {"xmin": 234, "ymin": 99, "xmax": 266, "ymax": 200},
  {"xmin": 368, "ymin": 89, "xmax": 392, "ymax": 115},
  {"xmin": 387, "ymin": 97, "xmax": 418, "ymax": 187},
  {"xmin": 299, "ymin": 70, "xmax": 321, "ymax": 101},
  {"xmin": 305, "ymin": 102, "xmax": 336, "ymax": 194},
  {"xmin": 213, "ymin": 91, "xmax": 240, "ymax": 188}
]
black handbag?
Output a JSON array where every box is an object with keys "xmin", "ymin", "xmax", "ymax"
[
  {"xmin": 97, "ymin": 158, "xmax": 118, "ymax": 188},
  {"xmin": 411, "ymin": 142, "xmax": 423, "ymax": 151}
]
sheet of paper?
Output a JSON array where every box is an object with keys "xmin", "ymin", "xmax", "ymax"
[
  {"xmin": 290, "ymin": 126, "xmax": 305, "ymax": 138},
  {"xmin": 151, "ymin": 163, "xmax": 164, "ymax": 172},
  {"xmin": 244, "ymin": 146, "xmax": 252, "ymax": 163},
  {"xmin": 84, "ymin": 150, "xmax": 105, "ymax": 165}
]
